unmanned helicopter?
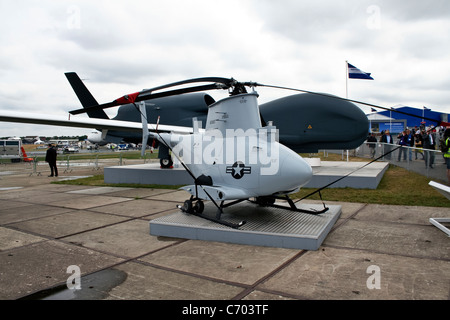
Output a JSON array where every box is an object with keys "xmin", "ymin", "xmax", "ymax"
[{"xmin": 67, "ymin": 77, "xmax": 331, "ymax": 228}]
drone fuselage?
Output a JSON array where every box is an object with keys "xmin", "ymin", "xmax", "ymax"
[{"xmin": 159, "ymin": 92, "xmax": 313, "ymax": 201}]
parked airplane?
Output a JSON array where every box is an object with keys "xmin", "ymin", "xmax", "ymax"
[
  {"xmin": 64, "ymin": 72, "xmax": 369, "ymax": 166},
  {"xmin": 33, "ymin": 137, "xmax": 46, "ymax": 144}
]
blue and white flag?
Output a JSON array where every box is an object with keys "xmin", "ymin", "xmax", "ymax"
[{"xmin": 347, "ymin": 62, "xmax": 374, "ymax": 80}]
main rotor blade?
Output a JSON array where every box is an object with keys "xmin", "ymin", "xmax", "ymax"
[
  {"xmin": 69, "ymin": 83, "xmax": 222, "ymax": 115},
  {"xmin": 138, "ymin": 77, "xmax": 234, "ymax": 95}
]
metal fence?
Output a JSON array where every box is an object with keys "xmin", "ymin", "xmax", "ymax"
[
  {"xmin": 342, "ymin": 142, "xmax": 447, "ymax": 181},
  {"xmin": 0, "ymin": 151, "xmax": 158, "ymax": 177}
]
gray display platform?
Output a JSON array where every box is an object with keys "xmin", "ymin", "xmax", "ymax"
[
  {"xmin": 306, "ymin": 161, "xmax": 389, "ymax": 189},
  {"xmin": 150, "ymin": 201, "xmax": 341, "ymax": 250},
  {"xmin": 104, "ymin": 163, "xmax": 192, "ymax": 185},
  {"xmin": 105, "ymin": 161, "xmax": 389, "ymax": 189}
]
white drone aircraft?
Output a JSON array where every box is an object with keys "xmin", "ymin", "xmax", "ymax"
[
  {"xmin": 85, "ymin": 78, "xmax": 329, "ymax": 228},
  {"xmin": 148, "ymin": 89, "xmax": 325, "ymax": 228}
]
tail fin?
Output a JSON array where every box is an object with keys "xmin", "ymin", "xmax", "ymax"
[{"xmin": 65, "ymin": 72, "xmax": 109, "ymax": 119}]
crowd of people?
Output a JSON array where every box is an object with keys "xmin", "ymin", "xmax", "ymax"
[{"xmin": 366, "ymin": 126, "xmax": 450, "ymax": 185}]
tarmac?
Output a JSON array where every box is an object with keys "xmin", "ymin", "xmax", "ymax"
[{"xmin": 0, "ymin": 164, "xmax": 449, "ymax": 304}]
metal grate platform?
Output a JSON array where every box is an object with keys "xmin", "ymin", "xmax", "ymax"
[{"xmin": 150, "ymin": 201, "xmax": 341, "ymax": 250}]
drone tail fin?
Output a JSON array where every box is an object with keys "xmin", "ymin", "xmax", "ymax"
[{"xmin": 65, "ymin": 72, "xmax": 109, "ymax": 119}]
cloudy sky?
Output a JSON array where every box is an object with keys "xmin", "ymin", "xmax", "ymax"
[{"xmin": 1, "ymin": 0, "xmax": 449, "ymax": 137}]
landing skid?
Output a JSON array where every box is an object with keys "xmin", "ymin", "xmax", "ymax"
[
  {"xmin": 253, "ymin": 195, "xmax": 330, "ymax": 215},
  {"xmin": 177, "ymin": 195, "xmax": 328, "ymax": 229},
  {"xmin": 176, "ymin": 197, "xmax": 246, "ymax": 229}
]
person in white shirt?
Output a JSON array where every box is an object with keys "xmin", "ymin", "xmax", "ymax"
[{"xmin": 380, "ymin": 129, "xmax": 393, "ymax": 160}]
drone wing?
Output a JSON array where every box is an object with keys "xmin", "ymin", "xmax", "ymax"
[{"xmin": 0, "ymin": 110, "xmax": 193, "ymax": 134}]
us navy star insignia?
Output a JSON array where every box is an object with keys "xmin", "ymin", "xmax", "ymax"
[{"xmin": 226, "ymin": 161, "xmax": 251, "ymax": 179}]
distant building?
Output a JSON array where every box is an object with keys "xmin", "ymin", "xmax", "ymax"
[
  {"xmin": 378, "ymin": 106, "xmax": 448, "ymax": 128},
  {"xmin": 367, "ymin": 106, "xmax": 449, "ymax": 134},
  {"xmin": 367, "ymin": 113, "xmax": 406, "ymax": 134}
]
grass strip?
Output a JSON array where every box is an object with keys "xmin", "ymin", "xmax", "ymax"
[{"xmin": 54, "ymin": 164, "xmax": 450, "ymax": 207}]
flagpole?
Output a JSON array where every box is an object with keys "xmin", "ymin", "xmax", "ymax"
[
  {"xmin": 345, "ymin": 60, "xmax": 348, "ymax": 99},
  {"xmin": 345, "ymin": 60, "xmax": 349, "ymax": 162},
  {"xmin": 422, "ymin": 106, "xmax": 425, "ymax": 123},
  {"xmin": 390, "ymin": 108, "xmax": 392, "ymax": 132}
]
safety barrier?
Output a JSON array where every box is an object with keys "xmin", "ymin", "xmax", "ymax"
[
  {"xmin": 0, "ymin": 150, "xmax": 158, "ymax": 177},
  {"xmin": 344, "ymin": 142, "xmax": 446, "ymax": 180}
]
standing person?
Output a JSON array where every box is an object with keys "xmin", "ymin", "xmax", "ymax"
[
  {"xmin": 406, "ymin": 129, "xmax": 414, "ymax": 161},
  {"xmin": 45, "ymin": 144, "xmax": 58, "ymax": 177},
  {"xmin": 423, "ymin": 127, "xmax": 436, "ymax": 168},
  {"xmin": 397, "ymin": 131, "xmax": 408, "ymax": 161},
  {"xmin": 367, "ymin": 132, "xmax": 377, "ymax": 158},
  {"xmin": 442, "ymin": 128, "xmax": 450, "ymax": 185},
  {"xmin": 414, "ymin": 130, "xmax": 424, "ymax": 160},
  {"xmin": 380, "ymin": 129, "xmax": 393, "ymax": 160}
]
